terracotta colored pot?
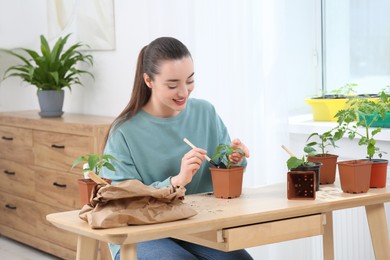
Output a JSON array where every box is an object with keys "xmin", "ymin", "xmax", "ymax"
[
  {"xmin": 369, "ymin": 159, "xmax": 388, "ymax": 188},
  {"xmin": 77, "ymin": 178, "xmax": 112, "ymax": 205},
  {"xmin": 308, "ymin": 154, "xmax": 338, "ymax": 184},
  {"xmin": 210, "ymin": 166, "xmax": 244, "ymax": 199},
  {"xmin": 287, "ymin": 171, "xmax": 316, "ymax": 200},
  {"xmin": 337, "ymin": 160, "xmax": 372, "ymax": 194},
  {"xmin": 291, "ymin": 162, "xmax": 322, "ymax": 191}
]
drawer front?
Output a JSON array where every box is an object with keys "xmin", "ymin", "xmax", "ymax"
[
  {"xmin": 0, "ymin": 125, "xmax": 33, "ymax": 163},
  {"xmin": 176, "ymin": 214, "xmax": 324, "ymax": 252},
  {"xmin": 33, "ymin": 131, "xmax": 94, "ymax": 172},
  {"xmin": 0, "ymin": 192, "xmax": 37, "ymax": 237},
  {"xmin": 35, "ymin": 167, "xmax": 82, "ymax": 209},
  {"xmin": 223, "ymin": 214, "xmax": 324, "ymax": 251},
  {"xmin": 35, "ymin": 201, "xmax": 78, "ymax": 251},
  {"xmin": 0, "ymin": 159, "xmax": 35, "ymax": 198}
]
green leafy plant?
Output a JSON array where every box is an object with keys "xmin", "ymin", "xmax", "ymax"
[
  {"xmin": 286, "ymin": 156, "xmax": 316, "ymax": 171},
  {"xmin": 334, "ymin": 91, "xmax": 390, "ymax": 160},
  {"xmin": 211, "ymin": 144, "xmax": 244, "ymax": 169},
  {"xmin": 330, "ymin": 83, "xmax": 357, "ymax": 97},
  {"xmin": 315, "ymin": 83, "xmax": 357, "ymax": 98},
  {"xmin": 304, "ymin": 128, "xmax": 343, "ymax": 156},
  {"xmin": 71, "ymin": 153, "xmax": 118, "ymax": 176},
  {"xmin": 2, "ymin": 34, "xmax": 93, "ymax": 92}
]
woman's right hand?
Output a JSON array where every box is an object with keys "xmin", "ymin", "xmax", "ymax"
[{"xmin": 171, "ymin": 148, "xmax": 207, "ymax": 187}]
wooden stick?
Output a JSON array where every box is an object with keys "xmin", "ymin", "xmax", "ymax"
[
  {"xmin": 183, "ymin": 138, "xmax": 213, "ymax": 162},
  {"xmin": 281, "ymin": 145, "xmax": 296, "ymax": 157},
  {"xmin": 87, "ymin": 171, "xmax": 109, "ymax": 185}
]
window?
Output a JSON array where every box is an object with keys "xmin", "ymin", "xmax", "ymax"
[{"xmin": 322, "ymin": 0, "xmax": 390, "ymax": 94}]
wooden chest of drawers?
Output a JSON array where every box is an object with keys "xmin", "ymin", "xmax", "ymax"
[{"xmin": 0, "ymin": 111, "xmax": 114, "ymax": 259}]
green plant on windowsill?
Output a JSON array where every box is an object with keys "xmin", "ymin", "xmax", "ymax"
[
  {"xmin": 328, "ymin": 83, "xmax": 358, "ymax": 98},
  {"xmin": 334, "ymin": 91, "xmax": 390, "ymax": 160}
]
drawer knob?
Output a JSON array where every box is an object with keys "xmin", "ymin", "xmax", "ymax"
[
  {"xmin": 5, "ymin": 204, "xmax": 17, "ymax": 210},
  {"xmin": 53, "ymin": 182, "xmax": 67, "ymax": 188},
  {"xmin": 3, "ymin": 170, "xmax": 15, "ymax": 175},
  {"xmin": 1, "ymin": 136, "xmax": 13, "ymax": 141},
  {"xmin": 51, "ymin": 144, "xmax": 65, "ymax": 149}
]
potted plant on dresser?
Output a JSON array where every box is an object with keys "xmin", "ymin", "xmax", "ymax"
[
  {"xmin": 304, "ymin": 128, "xmax": 342, "ymax": 184},
  {"xmin": 71, "ymin": 153, "xmax": 117, "ymax": 205},
  {"xmin": 335, "ymin": 91, "xmax": 390, "ymax": 193},
  {"xmin": 209, "ymin": 144, "xmax": 246, "ymax": 199},
  {"xmin": 1, "ymin": 34, "xmax": 93, "ymax": 117}
]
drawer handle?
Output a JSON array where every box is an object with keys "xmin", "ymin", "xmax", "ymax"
[
  {"xmin": 1, "ymin": 136, "xmax": 13, "ymax": 141},
  {"xmin": 3, "ymin": 170, "xmax": 15, "ymax": 175},
  {"xmin": 5, "ymin": 204, "xmax": 17, "ymax": 210},
  {"xmin": 51, "ymin": 144, "xmax": 65, "ymax": 149},
  {"xmin": 53, "ymin": 182, "xmax": 67, "ymax": 188}
]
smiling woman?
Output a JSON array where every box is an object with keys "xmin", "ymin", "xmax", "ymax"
[
  {"xmin": 143, "ymin": 57, "xmax": 195, "ymax": 117},
  {"xmin": 101, "ymin": 36, "xmax": 251, "ymax": 260}
]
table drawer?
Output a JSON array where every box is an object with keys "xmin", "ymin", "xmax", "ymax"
[
  {"xmin": 0, "ymin": 125, "xmax": 33, "ymax": 163},
  {"xmin": 177, "ymin": 214, "xmax": 324, "ymax": 252},
  {"xmin": 0, "ymin": 192, "xmax": 37, "ymax": 237},
  {"xmin": 0, "ymin": 159, "xmax": 35, "ymax": 198},
  {"xmin": 223, "ymin": 214, "xmax": 324, "ymax": 251},
  {"xmin": 33, "ymin": 130, "xmax": 94, "ymax": 172},
  {"xmin": 35, "ymin": 167, "xmax": 82, "ymax": 209}
]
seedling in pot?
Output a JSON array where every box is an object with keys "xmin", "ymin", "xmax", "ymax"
[
  {"xmin": 211, "ymin": 144, "xmax": 245, "ymax": 169},
  {"xmin": 71, "ymin": 153, "xmax": 118, "ymax": 174},
  {"xmin": 304, "ymin": 128, "xmax": 342, "ymax": 156},
  {"xmin": 281, "ymin": 145, "xmax": 316, "ymax": 170},
  {"xmin": 183, "ymin": 138, "xmax": 227, "ymax": 168},
  {"xmin": 334, "ymin": 91, "xmax": 390, "ymax": 160}
]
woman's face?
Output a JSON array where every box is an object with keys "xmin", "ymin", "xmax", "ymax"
[{"xmin": 144, "ymin": 57, "xmax": 195, "ymax": 117}]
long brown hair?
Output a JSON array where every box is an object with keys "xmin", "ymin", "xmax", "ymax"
[{"xmin": 103, "ymin": 37, "xmax": 192, "ymax": 148}]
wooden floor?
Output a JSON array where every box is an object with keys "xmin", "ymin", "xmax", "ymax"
[{"xmin": 0, "ymin": 236, "xmax": 59, "ymax": 260}]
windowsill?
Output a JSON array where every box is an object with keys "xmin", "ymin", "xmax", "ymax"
[{"xmin": 288, "ymin": 114, "xmax": 390, "ymax": 141}]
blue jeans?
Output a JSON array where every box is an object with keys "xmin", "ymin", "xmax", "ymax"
[{"xmin": 114, "ymin": 238, "xmax": 253, "ymax": 260}]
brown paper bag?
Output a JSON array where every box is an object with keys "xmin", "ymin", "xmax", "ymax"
[{"xmin": 79, "ymin": 179, "xmax": 197, "ymax": 228}]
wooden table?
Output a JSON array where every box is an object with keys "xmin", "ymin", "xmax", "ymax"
[{"xmin": 46, "ymin": 183, "xmax": 390, "ymax": 260}]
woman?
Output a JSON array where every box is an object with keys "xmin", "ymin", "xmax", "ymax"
[{"xmin": 103, "ymin": 37, "xmax": 251, "ymax": 260}]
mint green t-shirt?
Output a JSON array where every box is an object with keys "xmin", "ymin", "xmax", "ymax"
[{"xmin": 102, "ymin": 98, "xmax": 246, "ymax": 258}]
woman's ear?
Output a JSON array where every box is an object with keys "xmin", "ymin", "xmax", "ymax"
[{"xmin": 143, "ymin": 73, "xmax": 152, "ymax": 88}]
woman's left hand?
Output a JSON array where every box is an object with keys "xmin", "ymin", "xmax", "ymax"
[{"xmin": 229, "ymin": 138, "xmax": 250, "ymax": 164}]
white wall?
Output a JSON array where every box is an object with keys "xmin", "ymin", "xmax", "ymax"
[{"xmin": 0, "ymin": 0, "xmax": 317, "ymax": 116}]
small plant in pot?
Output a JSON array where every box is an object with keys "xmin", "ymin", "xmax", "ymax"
[
  {"xmin": 71, "ymin": 153, "xmax": 117, "ymax": 205},
  {"xmin": 1, "ymin": 34, "xmax": 93, "ymax": 117},
  {"xmin": 286, "ymin": 154, "xmax": 322, "ymax": 191},
  {"xmin": 304, "ymin": 128, "xmax": 342, "ymax": 184},
  {"xmin": 209, "ymin": 144, "xmax": 245, "ymax": 199},
  {"xmin": 335, "ymin": 91, "xmax": 390, "ymax": 192}
]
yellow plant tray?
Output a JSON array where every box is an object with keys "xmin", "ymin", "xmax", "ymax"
[{"xmin": 305, "ymin": 98, "xmax": 348, "ymax": 122}]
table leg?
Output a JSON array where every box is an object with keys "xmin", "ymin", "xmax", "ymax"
[
  {"xmin": 120, "ymin": 244, "xmax": 137, "ymax": 260},
  {"xmin": 322, "ymin": 212, "xmax": 334, "ymax": 260},
  {"xmin": 365, "ymin": 203, "xmax": 390, "ymax": 260},
  {"xmin": 76, "ymin": 235, "xmax": 98, "ymax": 260}
]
